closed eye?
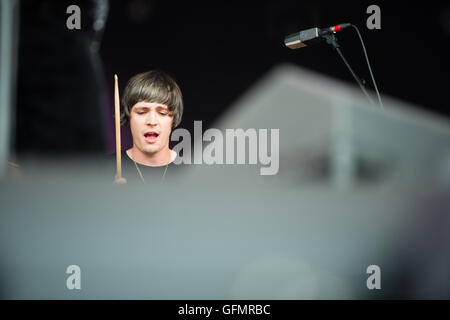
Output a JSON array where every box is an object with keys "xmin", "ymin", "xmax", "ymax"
[{"xmin": 134, "ymin": 108, "xmax": 148, "ymax": 115}]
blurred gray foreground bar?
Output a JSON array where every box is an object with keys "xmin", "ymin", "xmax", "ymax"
[{"xmin": 0, "ymin": 64, "xmax": 449, "ymax": 299}]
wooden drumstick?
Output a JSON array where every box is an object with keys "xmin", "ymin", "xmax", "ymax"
[{"xmin": 114, "ymin": 74, "xmax": 122, "ymax": 179}]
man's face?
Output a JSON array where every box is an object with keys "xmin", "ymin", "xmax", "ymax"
[{"xmin": 129, "ymin": 101, "xmax": 173, "ymax": 155}]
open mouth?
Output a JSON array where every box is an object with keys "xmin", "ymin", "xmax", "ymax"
[{"xmin": 144, "ymin": 132, "xmax": 159, "ymax": 143}]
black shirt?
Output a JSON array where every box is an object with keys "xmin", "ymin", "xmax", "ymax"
[{"xmin": 113, "ymin": 151, "xmax": 186, "ymax": 184}]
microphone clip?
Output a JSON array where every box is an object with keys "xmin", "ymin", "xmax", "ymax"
[{"xmin": 322, "ymin": 33, "xmax": 340, "ymax": 49}]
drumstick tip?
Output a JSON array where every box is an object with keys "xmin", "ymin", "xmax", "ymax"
[{"xmin": 114, "ymin": 74, "xmax": 118, "ymax": 81}]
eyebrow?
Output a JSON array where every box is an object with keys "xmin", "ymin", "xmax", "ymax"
[{"xmin": 134, "ymin": 105, "xmax": 169, "ymax": 111}]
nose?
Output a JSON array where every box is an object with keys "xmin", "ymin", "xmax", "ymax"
[{"xmin": 145, "ymin": 110, "xmax": 158, "ymax": 125}]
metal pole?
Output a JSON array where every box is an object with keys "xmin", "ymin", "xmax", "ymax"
[{"xmin": 0, "ymin": 0, "xmax": 20, "ymax": 178}]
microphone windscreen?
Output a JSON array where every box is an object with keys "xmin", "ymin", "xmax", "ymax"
[
  {"xmin": 284, "ymin": 27, "xmax": 321, "ymax": 49},
  {"xmin": 284, "ymin": 32, "xmax": 307, "ymax": 49}
]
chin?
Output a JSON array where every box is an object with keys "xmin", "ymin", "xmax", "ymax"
[{"xmin": 142, "ymin": 147, "xmax": 159, "ymax": 155}]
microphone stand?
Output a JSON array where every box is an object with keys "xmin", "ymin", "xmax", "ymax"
[{"xmin": 322, "ymin": 33, "xmax": 375, "ymax": 106}]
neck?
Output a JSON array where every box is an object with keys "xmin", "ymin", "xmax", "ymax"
[{"xmin": 127, "ymin": 146, "xmax": 173, "ymax": 167}]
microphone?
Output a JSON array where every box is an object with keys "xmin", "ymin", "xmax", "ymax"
[{"xmin": 284, "ymin": 23, "xmax": 351, "ymax": 49}]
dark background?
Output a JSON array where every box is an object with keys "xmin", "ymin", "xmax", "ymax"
[
  {"xmin": 16, "ymin": 0, "xmax": 450, "ymax": 154},
  {"xmin": 101, "ymin": 0, "xmax": 450, "ymax": 122}
]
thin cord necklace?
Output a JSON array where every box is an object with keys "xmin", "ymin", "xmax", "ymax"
[{"xmin": 130, "ymin": 151, "xmax": 170, "ymax": 183}]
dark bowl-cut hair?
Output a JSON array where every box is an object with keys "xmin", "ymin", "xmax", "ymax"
[{"xmin": 121, "ymin": 70, "xmax": 183, "ymax": 128}]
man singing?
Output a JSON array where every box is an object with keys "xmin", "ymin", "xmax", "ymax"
[{"xmin": 115, "ymin": 70, "xmax": 184, "ymax": 184}]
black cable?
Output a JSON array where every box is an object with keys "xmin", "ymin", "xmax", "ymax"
[
  {"xmin": 350, "ymin": 24, "xmax": 383, "ymax": 109},
  {"xmin": 335, "ymin": 45, "xmax": 376, "ymax": 106},
  {"xmin": 324, "ymin": 33, "xmax": 376, "ymax": 106}
]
